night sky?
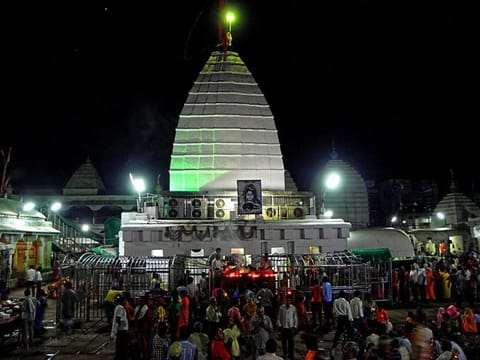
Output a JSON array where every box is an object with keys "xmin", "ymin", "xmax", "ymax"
[{"xmin": 3, "ymin": 1, "xmax": 479, "ymax": 196}]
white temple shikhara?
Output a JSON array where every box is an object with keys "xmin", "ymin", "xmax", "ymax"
[{"xmin": 119, "ymin": 13, "xmax": 351, "ymax": 258}]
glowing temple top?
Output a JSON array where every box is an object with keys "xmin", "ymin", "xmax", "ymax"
[{"xmin": 169, "ymin": 50, "xmax": 285, "ymax": 192}]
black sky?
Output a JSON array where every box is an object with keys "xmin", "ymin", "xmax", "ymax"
[{"xmin": 3, "ymin": 1, "xmax": 480, "ymax": 196}]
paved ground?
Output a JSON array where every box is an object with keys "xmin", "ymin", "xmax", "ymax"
[{"xmin": 1, "ymin": 287, "xmax": 444, "ymax": 360}]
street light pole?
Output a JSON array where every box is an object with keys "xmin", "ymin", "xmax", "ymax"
[
  {"xmin": 319, "ymin": 172, "xmax": 341, "ymax": 217},
  {"xmin": 129, "ymin": 173, "xmax": 146, "ymax": 213}
]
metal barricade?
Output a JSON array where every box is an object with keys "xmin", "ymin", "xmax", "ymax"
[{"xmin": 56, "ymin": 253, "xmax": 172, "ymax": 323}]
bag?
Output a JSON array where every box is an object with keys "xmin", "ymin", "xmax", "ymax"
[{"xmin": 461, "ymin": 309, "xmax": 478, "ymax": 333}]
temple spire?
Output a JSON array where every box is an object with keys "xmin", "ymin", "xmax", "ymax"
[
  {"xmin": 449, "ymin": 168, "xmax": 458, "ymax": 193},
  {"xmin": 330, "ymin": 139, "xmax": 338, "ymax": 160}
]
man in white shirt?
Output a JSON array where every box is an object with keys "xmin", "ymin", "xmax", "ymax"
[
  {"xmin": 349, "ymin": 290, "xmax": 363, "ymax": 331},
  {"xmin": 111, "ymin": 295, "xmax": 129, "ymax": 359},
  {"xmin": 276, "ymin": 296, "xmax": 297, "ymax": 360},
  {"xmin": 25, "ymin": 265, "xmax": 36, "ymax": 297},
  {"xmin": 35, "ymin": 266, "xmax": 43, "ymax": 294},
  {"xmin": 332, "ymin": 290, "xmax": 353, "ymax": 347}
]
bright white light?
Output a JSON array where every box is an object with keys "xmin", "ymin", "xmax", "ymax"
[
  {"xmin": 324, "ymin": 210, "xmax": 333, "ymax": 217},
  {"xmin": 50, "ymin": 202, "xmax": 62, "ymax": 212},
  {"xmin": 81, "ymin": 224, "xmax": 90, "ymax": 232},
  {"xmin": 391, "ymin": 216, "xmax": 397, "ymax": 223},
  {"xmin": 436, "ymin": 212, "xmax": 445, "ymax": 220},
  {"xmin": 129, "ymin": 173, "xmax": 146, "ymax": 193},
  {"xmin": 23, "ymin": 202, "xmax": 35, "ymax": 211},
  {"xmin": 325, "ymin": 172, "xmax": 341, "ymax": 190}
]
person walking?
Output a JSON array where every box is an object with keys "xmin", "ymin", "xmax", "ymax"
[
  {"xmin": 111, "ymin": 294, "xmax": 129, "ymax": 360},
  {"xmin": 250, "ymin": 306, "xmax": 273, "ymax": 359},
  {"xmin": 25, "ymin": 265, "xmax": 36, "ymax": 297},
  {"xmin": 35, "ymin": 288, "xmax": 48, "ymax": 336},
  {"xmin": 349, "ymin": 290, "xmax": 364, "ymax": 333},
  {"xmin": 61, "ymin": 281, "xmax": 78, "ymax": 334},
  {"xmin": 21, "ymin": 288, "xmax": 37, "ymax": 347},
  {"xmin": 332, "ymin": 290, "xmax": 353, "ymax": 348},
  {"xmin": 34, "ymin": 266, "xmax": 43, "ymax": 295},
  {"xmin": 151, "ymin": 322, "xmax": 170, "ymax": 360},
  {"xmin": 276, "ymin": 295, "xmax": 297, "ymax": 360},
  {"xmin": 321, "ymin": 276, "xmax": 333, "ymax": 330},
  {"xmin": 310, "ymin": 278, "xmax": 323, "ymax": 331}
]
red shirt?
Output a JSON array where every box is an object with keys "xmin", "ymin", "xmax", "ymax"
[
  {"xmin": 311, "ymin": 285, "xmax": 322, "ymax": 303},
  {"xmin": 376, "ymin": 308, "xmax": 388, "ymax": 324}
]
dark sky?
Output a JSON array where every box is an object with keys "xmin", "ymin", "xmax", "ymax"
[{"xmin": 3, "ymin": 1, "xmax": 479, "ymax": 196}]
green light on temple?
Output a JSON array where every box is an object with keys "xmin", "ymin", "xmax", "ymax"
[{"xmin": 169, "ymin": 170, "xmax": 228, "ymax": 192}]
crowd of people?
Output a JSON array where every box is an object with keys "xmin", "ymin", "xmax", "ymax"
[
  {"xmin": 9, "ymin": 250, "xmax": 480, "ymax": 359},
  {"xmin": 101, "ymin": 251, "xmax": 480, "ymax": 360}
]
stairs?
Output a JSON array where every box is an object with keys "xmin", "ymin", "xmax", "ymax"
[{"xmin": 48, "ymin": 211, "xmax": 103, "ymax": 255}]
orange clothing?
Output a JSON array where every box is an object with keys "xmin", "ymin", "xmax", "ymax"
[
  {"xmin": 425, "ymin": 269, "xmax": 435, "ymax": 300},
  {"xmin": 304, "ymin": 350, "xmax": 317, "ymax": 360},
  {"xmin": 177, "ymin": 295, "xmax": 190, "ymax": 338}
]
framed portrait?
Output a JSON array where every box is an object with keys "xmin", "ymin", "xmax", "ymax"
[{"xmin": 237, "ymin": 180, "xmax": 262, "ymax": 215}]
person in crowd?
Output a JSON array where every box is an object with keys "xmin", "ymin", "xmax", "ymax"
[
  {"xmin": 332, "ymin": 290, "xmax": 353, "ymax": 347},
  {"xmin": 61, "ymin": 281, "xmax": 78, "ymax": 334},
  {"xmin": 310, "ymin": 278, "xmax": 323, "ymax": 332},
  {"xmin": 35, "ymin": 266, "xmax": 43, "ymax": 295},
  {"xmin": 186, "ymin": 276, "xmax": 199, "ymax": 323},
  {"xmin": 295, "ymin": 291, "xmax": 308, "ymax": 331},
  {"xmin": 409, "ymin": 263, "xmax": 419, "ymax": 303},
  {"xmin": 21, "ymin": 288, "xmax": 37, "ymax": 347},
  {"xmin": 349, "ymin": 290, "xmax": 364, "ymax": 333},
  {"xmin": 188, "ymin": 322, "xmax": 209, "ymax": 360},
  {"xmin": 0, "ymin": 279, "xmax": 9, "ymax": 300},
  {"xmin": 417, "ymin": 264, "xmax": 427, "ymax": 303},
  {"xmin": 105, "ymin": 287, "xmax": 124, "ymax": 326},
  {"xmin": 290, "ymin": 269, "xmax": 300, "ymax": 302},
  {"xmin": 151, "ymin": 273, "xmax": 162, "ymax": 290},
  {"xmin": 276, "ymin": 295, "xmax": 297, "ymax": 360},
  {"xmin": 250, "ymin": 305, "xmax": 273, "ymax": 358},
  {"xmin": 205, "ymin": 296, "xmax": 222, "ymax": 338},
  {"xmin": 111, "ymin": 294, "xmax": 129, "ymax": 360},
  {"xmin": 425, "ymin": 266, "xmax": 436, "ymax": 302},
  {"xmin": 177, "ymin": 288, "xmax": 190, "ymax": 339},
  {"xmin": 168, "ymin": 289, "xmax": 181, "ymax": 342},
  {"xmin": 35, "ymin": 288, "xmax": 48, "ymax": 336},
  {"xmin": 303, "ymin": 334, "xmax": 319, "ymax": 360},
  {"xmin": 170, "ymin": 326, "xmax": 197, "ymax": 360},
  {"xmin": 342, "ymin": 341, "xmax": 360, "ymax": 360},
  {"xmin": 25, "ymin": 265, "xmax": 36, "ymax": 297},
  {"xmin": 375, "ymin": 304, "xmax": 390, "ymax": 334},
  {"xmin": 257, "ymin": 338, "xmax": 284, "ymax": 360},
  {"xmin": 151, "ymin": 321, "xmax": 170, "ymax": 360},
  {"xmin": 227, "ymin": 297, "xmax": 243, "ymax": 325},
  {"xmin": 435, "ymin": 339, "xmax": 453, "ymax": 360},
  {"xmin": 212, "ymin": 248, "xmax": 224, "ymax": 276},
  {"xmin": 210, "ymin": 325, "xmax": 231, "ymax": 360},
  {"xmin": 321, "ymin": 276, "xmax": 333, "ymax": 330},
  {"xmin": 256, "ymin": 281, "xmax": 275, "ymax": 321},
  {"xmin": 199, "ymin": 272, "xmax": 208, "ymax": 295},
  {"xmin": 224, "ymin": 316, "xmax": 242, "ymax": 360}
]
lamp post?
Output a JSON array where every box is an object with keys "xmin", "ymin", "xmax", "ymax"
[
  {"xmin": 129, "ymin": 173, "xmax": 146, "ymax": 212},
  {"xmin": 320, "ymin": 172, "xmax": 341, "ymax": 216},
  {"xmin": 23, "ymin": 201, "xmax": 62, "ymax": 220},
  {"xmin": 390, "ymin": 216, "xmax": 398, "ymax": 227},
  {"xmin": 436, "ymin": 212, "xmax": 447, "ymax": 226}
]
